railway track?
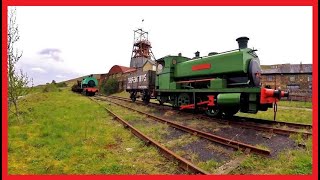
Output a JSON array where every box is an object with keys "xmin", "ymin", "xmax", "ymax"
[
  {"xmin": 95, "ymin": 95, "xmax": 271, "ymax": 156},
  {"xmin": 89, "ymin": 97, "xmax": 209, "ymax": 175},
  {"xmin": 107, "ymin": 95, "xmax": 312, "ymax": 137}
]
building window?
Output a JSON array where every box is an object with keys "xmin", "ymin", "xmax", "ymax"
[
  {"xmin": 267, "ymin": 75, "xmax": 274, "ymax": 81},
  {"xmin": 287, "ymin": 85, "xmax": 300, "ymax": 90},
  {"xmin": 308, "ymin": 75, "xmax": 312, "ymax": 82},
  {"xmin": 289, "ymin": 76, "xmax": 295, "ymax": 82}
]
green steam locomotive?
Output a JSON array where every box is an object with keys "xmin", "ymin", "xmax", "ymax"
[
  {"xmin": 126, "ymin": 37, "xmax": 289, "ymax": 117},
  {"xmin": 72, "ymin": 75, "xmax": 99, "ymax": 96}
]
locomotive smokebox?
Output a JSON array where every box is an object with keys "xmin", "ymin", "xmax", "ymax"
[{"xmin": 236, "ymin": 37, "xmax": 249, "ymax": 49}]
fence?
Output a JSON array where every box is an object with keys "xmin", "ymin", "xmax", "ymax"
[{"xmin": 283, "ymin": 89, "xmax": 312, "ymax": 102}]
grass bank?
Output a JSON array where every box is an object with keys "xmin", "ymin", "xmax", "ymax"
[{"xmin": 8, "ymin": 88, "xmax": 181, "ymax": 174}]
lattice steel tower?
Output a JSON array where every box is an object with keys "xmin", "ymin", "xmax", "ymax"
[{"xmin": 130, "ymin": 28, "xmax": 156, "ymax": 68}]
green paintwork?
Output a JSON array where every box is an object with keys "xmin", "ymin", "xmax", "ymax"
[
  {"xmin": 154, "ymin": 47, "xmax": 267, "ymax": 114},
  {"xmin": 217, "ymin": 93, "xmax": 241, "ymax": 106},
  {"xmin": 210, "ymin": 79, "xmax": 227, "ymax": 89},
  {"xmin": 81, "ymin": 76, "xmax": 98, "ymax": 88},
  {"xmin": 156, "ymin": 48, "xmax": 258, "ymax": 92},
  {"xmin": 174, "ymin": 49, "xmax": 252, "ymax": 78},
  {"xmin": 156, "ymin": 87, "xmax": 261, "ymax": 93}
]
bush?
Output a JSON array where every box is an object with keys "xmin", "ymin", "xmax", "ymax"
[
  {"xmin": 101, "ymin": 78, "xmax": 119, "ymax": 95},
  {"xmin": 56, "ymin": 82, "xmax": 67, "ymax": 87},
  {"xmin": 43, "ymin": 83, "xmax": 60, "ymax": 92}
]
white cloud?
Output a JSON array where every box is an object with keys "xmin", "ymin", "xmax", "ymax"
[
  {"xmin": 56, "ymin": 75, "xmax": 66, "ymax": 78},
  {"xmin": 30, "ymin": 67, "xmax": 46, "ymax": 73},
  {"xmin": 14, "ymin": 6, "xmax": 312, "ymax": 85}
]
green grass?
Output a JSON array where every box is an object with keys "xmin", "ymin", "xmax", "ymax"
[
  {"xmin": 237, "ymin": 108, "xmax": 312, "ymax": 124},
  {"xmin": 8, "ymin": 89, "xmax": 181, "ymax": 174},
  {"xmin": 112, "ymin": 91, "xmax": 129, "ymax": 98},
  {"xmin": 230, "ymin": 137, "xmax": 312, "ymax": 174},
  {"xmin": 277, "ymin": 101, "xmax": 312, "ymax": 109}
]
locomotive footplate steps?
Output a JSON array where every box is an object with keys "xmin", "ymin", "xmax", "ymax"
[{"xmin": 89, "ymin": 97, "xmax": 209, "ymax": 175}]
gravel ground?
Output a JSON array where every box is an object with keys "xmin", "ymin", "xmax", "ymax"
[{"xmin": 110, "ymin": 97, "xmax": 301, "ymax": 157}]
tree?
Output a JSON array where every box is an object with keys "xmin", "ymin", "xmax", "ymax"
[
  {"xmin": 101, "ymin": 78, "xmax": 119, "ymax": 95},
  {"xmin": 8, "ymin": 8, "xmax": 32, "ymax": 119},
  {"xmin": 51, "ymin": 80, "xmax": 56, "ymax": 84}
]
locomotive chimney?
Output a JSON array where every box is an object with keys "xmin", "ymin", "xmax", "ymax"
[
  {"xmin": 236, "ymin": 37, "xmax": 249, "ymax": 49},
  {"xmin": 195, "ymin": 51, "xmax": 200, "ymax": 58}
]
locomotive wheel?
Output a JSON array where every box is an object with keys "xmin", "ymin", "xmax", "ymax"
[
  {"xmin": 177, "ymin": 93, "xmax": 191, "ymax": 107},
  {"xmin": 158, "ymin": 96, "xmax": 167, "ymax": 105},
  {"xmin": 131, "ymin": 96, "xmax": 136, "ymax": 102},
  {"xmin": 205, "ymin": 108, "xmax": 222, "ymax": 118},
  {"xmin": 222, "ymin": 108, "xmax": 239, "ymax": 118}
]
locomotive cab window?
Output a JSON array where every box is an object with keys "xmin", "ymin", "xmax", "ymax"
[{"xmin": 157, "ymin": 61, "xmax": 165, "ymax": 74}]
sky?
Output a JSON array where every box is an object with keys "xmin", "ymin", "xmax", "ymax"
[{"xmin": 11, "ymin": 6, "xmax": 313, "ymax": 86}]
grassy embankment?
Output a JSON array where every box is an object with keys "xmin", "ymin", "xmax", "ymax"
[
  {"xmin": 112, "ymin": 91, "xmax": 313, "ymax": 174},
  {"xmin": 8, "ymin": 86, "xmax": 181, "ymax": 174}
]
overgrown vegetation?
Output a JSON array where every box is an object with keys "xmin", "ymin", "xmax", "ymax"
[
  {"xmin": 8, "ymin": 89, "xmax": 181, "ymax": 174},
  {"xmin": 42, "ymin": 83, "xmax": 60, "ymax": 93},
  {"xmin": 56, "ymin": 82, "xmax": 68, "ymax": 88},
  {"xmin": 101, "ymin": 78, "xmax": 119, "ymax": 95}
]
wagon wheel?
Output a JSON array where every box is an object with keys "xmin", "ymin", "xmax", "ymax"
[
  {"xmin": 205, "ymin": 107, "xmax": 222, "ymax": 118},
  {"xmin": 142, "ymin": 91, "xmax": 150, "ymax": 104},
  {"xmin": 131, "ymin": 96, "xmax": 136, "ymax": 102},
  {"xmin": 130, "ymin": 92, "xmax": 136, "ymax": 102},
  {"xmin": 143, "ymin": 95, "xmax": 150, "ymax": 104},
  {"xmin": 177, "ymin": 93, "xmax": 191, "ymax": 107}
]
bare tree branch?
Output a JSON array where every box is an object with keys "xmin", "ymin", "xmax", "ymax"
[{"xmin": 8, "ymin": 7, "xmax": 33, "ymax": 120}]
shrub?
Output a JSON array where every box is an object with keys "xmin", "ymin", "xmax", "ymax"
[
  {"xmin": 56, "ymin": 82, "xmax": 67, "ymax": 87},
  {"xmin": 43, "ymin": 83, "xmax": 60, "ymax": 92},
  {"xmin": 101, "ymin": 78, "xmax": 119, "ymax": 95}
]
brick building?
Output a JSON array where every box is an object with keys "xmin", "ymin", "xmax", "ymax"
[
  {"xmin": 100, "ymin": 65, "xmax": 136, "ymax": 91},
  {"xmin": 261, "ymin": 63, "xmax": 312, "ymax": 101}
]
